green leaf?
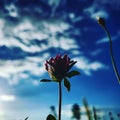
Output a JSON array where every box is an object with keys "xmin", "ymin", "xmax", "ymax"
[
  {"xmin": 64, "ymin": 78, "xmax": 71, "ymax": 92},
  {"xmin": 25, "ymin": 117, "xmax": 28, "ymax": 120},
  {"xmin": 40, "ymin": 79, "xmax": 52, "ymax": 82},
  {"xmin": 51, "ymin": 75, "xmax": 58, "ymax": 82},
  {"xmin": 66, "ymin": 70, "xmax": 80, "ymax": 78},
  {"xmin": 46, "ymin": 114, "xmax": 56, "ymax": 120}
]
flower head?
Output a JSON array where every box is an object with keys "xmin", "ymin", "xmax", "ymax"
[
  {"xmin": 45, "ymin": 54, "xmax": 77, "ymax": 81},
  {"xmin": 97, "ymin": 17, "xmax": 105, "ymax": 26}
]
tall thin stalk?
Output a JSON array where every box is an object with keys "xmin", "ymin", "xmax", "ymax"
[
  {"xmin": 58, "ymin": 81, "xmax": 62, "ymax": 120},
  {"xmin": 98, "ymin": 17, "xmax": 120, "ymax": 84},
  {"xmin": 82, "ymin": 98, "xmax": 92, "ymax": 120}
]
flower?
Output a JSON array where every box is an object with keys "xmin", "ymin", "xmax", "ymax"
[{"xmin": 45, "ymin": 54, "xmax": 77, "ymax": 81}]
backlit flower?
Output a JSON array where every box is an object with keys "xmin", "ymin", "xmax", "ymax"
[{"xmin": 45, "ymin": 54, "xmax": 77, "ymax": 81}]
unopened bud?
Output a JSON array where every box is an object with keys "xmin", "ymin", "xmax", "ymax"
[{"xmin": 97, "ymin": 17, "xmax": 105, "ymax": 26}]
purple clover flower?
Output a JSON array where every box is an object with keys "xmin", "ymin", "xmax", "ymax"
[
  {"xmin": 42, "ymin": 54, "xmax": 80, "ymax": 120},
  {"xmin": 45, "ymin": 54, "xmax": 77, "ymax": 82}
]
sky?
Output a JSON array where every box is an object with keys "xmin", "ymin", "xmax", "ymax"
[{"xmin": 0, "ymin": 0, "xmax": 120, "ymax": 120}]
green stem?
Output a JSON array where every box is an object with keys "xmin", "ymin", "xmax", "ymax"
[
  {"xmin": 58, "ymin": 81, "xmax": 62, "ymax": 120},
  {"xmin": 101, "ymin": 25, "xmax": 120, "ymax": 84}
]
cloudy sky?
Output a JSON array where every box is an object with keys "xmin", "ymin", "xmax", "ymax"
[{"xmin": 0, "ymin": 0, "xmax": 120, "ymax": 120}]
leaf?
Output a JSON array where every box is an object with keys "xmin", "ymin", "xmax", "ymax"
[
  {"xmin": 46, "ymin": 114, "xmax": 56, "ymax": 120},
  {"xmin": 24, "ymin": 117, "xmax": 29, "ymax": 120},
  {"xmin": 40, "ymin": 79, "xmax": 52, "ymax": 82},
  {"xmin": 51, "ymin": 75, "xmax": 58, "ymax": 82},
  {"xmin": 66, "ymin": 70, "xmax": 80, "ymax": 78},
  {"xmin": 64, "ymin": 78, "xmax": 71, "ymax": 92}
]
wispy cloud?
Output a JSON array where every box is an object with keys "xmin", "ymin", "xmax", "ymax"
[
  {"xmin": 84, "ymin": 6, "xmax": 109, "ymax": 19},
  {"xmin": 0, "ymin": 94, "xmax": 16, "ymax": 102},
  {"xmin": 96, "ymin": 31, "xmax": 120, "ymax": 44},
  {"xmin": 74, "ymin": 56, "xmax": 107, "ymax": 75},
  {"xmin": 0, "ymin": 54, "xmax": 106, "ymax": 85},
  {"xmin": 0, "ymin": 1, "xmax": 119, "ymax": 120},
  {"xmin": 91, "ymin": 10, "xmax": 109, "ymax": 19},
  {"xmin": 5, "ymin": 3, "xmax": 18, "ymax": 17},
  {"xmin": 0, "ymin": 53, "xmax": 49, "ymax": 85},
  {"xmin": 0, "ymin": 15, "xmax": 78, "ymax": 54},
  {"xmin": 0, "ymin": 14, "xmax": 82, "ymax": 85}
]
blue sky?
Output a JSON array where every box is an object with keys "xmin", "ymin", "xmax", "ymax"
[{"xmin": 0, "ymin": 0, "xmax": 120, "ymax": 120}]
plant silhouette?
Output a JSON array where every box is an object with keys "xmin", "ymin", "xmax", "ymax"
[{"xmin": 71, "ymin": 104, "xmax": 81, "ymax": 120}]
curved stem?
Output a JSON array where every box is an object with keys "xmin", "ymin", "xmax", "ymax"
[
  {"xmin": 101, "ymin": 25, "xmax": 120, "ymax": 84},
  {"xmin": 58, "ymin": 81, "xmax": 62, "ymax": 120}
]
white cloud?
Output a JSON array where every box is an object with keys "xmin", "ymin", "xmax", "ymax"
[
  {"xmin": 62, "ymin": 104, "xmax": 72, "ymax": 118},
  {"xmin": 74, "ymin": 56, "xmax": 106, "ymax": 75},
  {"xmin": 70, "ymin": 15, "xmax": 83, "ymax": 23},
  {"xmin": 32, "ymin": 80, "xmax": 40, "ymax": 86},
  {"xmin": 43, "ymin": 19, "xmax": 70, "ymax": 34},
  {"xmin": 61, "ymin": 104, "xmax": 90, "ymax": 118},
  {"xmin": 0, "ymin": 111, "xmax": 4, "ymax": 116},
  {"xmin": 59, "ymin": 37, "xmax": 79, "ymax": 50},
  {"xmin": 5, "ymin": 3, "xmax": 18, "ymax": 17},
  {"xmin": 0, "ymin": 53, "xmax": 106, "ymax": 85},
  {"xmin": 0, "ymin": 19, "xmax": 4, "ymax": 32},
  {"xmin": 48, "ymin": 0, "xmax": 61, "ymax": 16},
  {"xmin": 84, "ymin": 4, "xmax": 109, "ymax": 20},
  {"xmin": 0, "ymin": 53, "xmax": 50, "ymax": 85},
  {"xmin": 91, "ymin": 10, "xmax": 109, "ymax": 19},
  {"xmin": 0, "ymin": 15, "xmax": 81, "ymax": 85},
  {"xmin": 0, "ymin": 10, "xmax": 107, "ymax": 86},
  {"xmin": 0, "ymin": 94, "xmax": 16, "ymax": 102},
  {"xmin": 96, "ymin": 37, "xmax": 108, "ymax": 44},
  {"xmin": 96, "ymin": 31, "xmax": 120, "ymax": 44},
  {"xmin": 89, "ymin": 62, "xmax": 104, "ymax": 70},
  {"xmin": 0, "ymin": 110, "xmax": 6, "ymax": 120},
  {"xmin": 0, "ymin": 36, "xmax": 43, "ymax": 53},
  {"xmin": 0, "ymin": 16, "xmax": 78, "ymax": 54}
]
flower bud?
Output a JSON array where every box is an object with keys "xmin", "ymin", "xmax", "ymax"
[{"xmin": 97, "ymin": 17, "xmax": 105, "ymax": 26}]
